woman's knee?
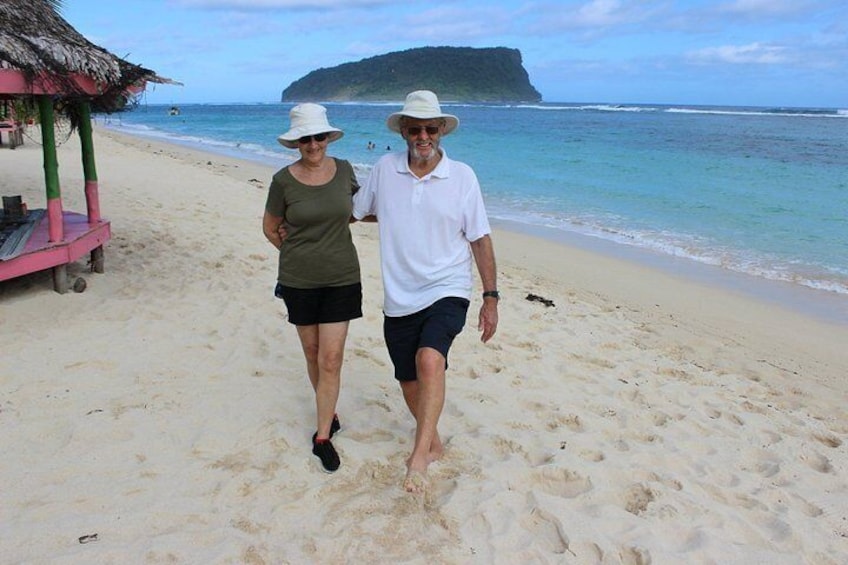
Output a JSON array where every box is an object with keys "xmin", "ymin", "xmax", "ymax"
[{"xmin": 319, "ymin": 349, "xmax": 345, "ymax": 374}]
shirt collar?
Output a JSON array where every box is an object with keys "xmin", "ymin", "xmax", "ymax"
[{"xmin": 394, "ymin": 148, "xmax": 450, "ymax": 179}]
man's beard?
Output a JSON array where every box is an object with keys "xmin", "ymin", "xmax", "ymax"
[{"xmin": 410, "ymin": 141, "xmax": 440, "ymax": 162}]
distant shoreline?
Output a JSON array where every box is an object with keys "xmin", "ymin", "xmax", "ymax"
[{"xmin": 129, "ymin": 100, "xmax": 848, "ymax": 114}]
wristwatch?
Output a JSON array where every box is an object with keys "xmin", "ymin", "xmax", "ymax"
[{"xmin": 482, "ymin": 290, "xmax": 500, "ymax": 300}]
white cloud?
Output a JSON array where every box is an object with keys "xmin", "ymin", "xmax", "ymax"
[
  {"xmin": 574, "ymin": 0, "xmax": 639, "ymax": 26},
  {"xmin": 716, "ymin": 0, "xmax": 814, "ymax": 17},
  {"xmin": 687, "ymin": 42, "xmax": 791, "ymax": 64},
  {"xmin": 528, "ymin": 0, "xmax": 669, "ymax": 38}
]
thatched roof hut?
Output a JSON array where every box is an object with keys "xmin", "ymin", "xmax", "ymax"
[
  {"xmin": 0, "ymin": 0, "xmax": 174, "ymax": 111},
  {"xmin": 0, "ymin": 0, "xmax": 176, "ymax": 293}
]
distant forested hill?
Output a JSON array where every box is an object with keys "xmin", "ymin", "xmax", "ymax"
[{"xmin": 281, "ymin": 46, "xmax": 542, "ymax": 103}]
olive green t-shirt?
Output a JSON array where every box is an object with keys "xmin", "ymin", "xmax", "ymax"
[{"xmin": 265, "ymin": 158, "xmax": 361, "ymax": 288}]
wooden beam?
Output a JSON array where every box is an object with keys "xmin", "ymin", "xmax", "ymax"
[{"xmin": 0, "ymin": 69, "xmax": 104, "ymax": 96}]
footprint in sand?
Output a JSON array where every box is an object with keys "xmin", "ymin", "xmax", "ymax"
[
  {"xmin": 344, "ymin": 428, "xmax": 394, "ymax": 443},
  {"xmin": 637, "ymin": 471, "xmax": 683, "ymax": 492},
  {"xmin": 573, "ymin": 354, "xmax": 616, "ymax": 370},
  {"xmin": 740, "ymin": 400, "xmax": 768, "ymax": 414},
  {"xmin": 492, "ymin": 436, "xmax": 529, "ymax": 462},
  {"xmin": 787, "ymin": 492, "xmax": 824, "ymax": 518},
  {"xmin": 578, "ymin": 448, "xmax": 605, "ymax": 462},
  {"xmin": 351, "ymin": 346, "xmax": 388, "ymax": 367},
  {"xmin": 651, "ymin": 411, "xmax": 671, "ymax": 427},
  {"xmin": 467, "ymin": 359, "xmax": 507, "ymax": 380},
  {"xmin": 811, "ymin": 432, "xmax": 842, "ymax": 448},
  {"xmin": 623, "ymin": 483, "xmax": 656, "ymax": 515},
  {"xmin": 519, "ymin": 505, "xmax": 570, "ymax": 555},
  {"xmin": 546, "ymin": 413, "xmax": 583, "ymax": 433},
  {"xmin": 617, "ymin": 545, "xmax": 652, "ymax": 565},
  {"xmin": 799, "ymin": 450, "xmax": 833, "ymax": 473},
  {"xmin": 509, "ymin": 467, "xmax": 593, "ymax": 499},
  {"xmin": 365, "ymin": 398, "xmax": 392, "ymax": 413},
  {"xmin": 739, "ymin": 449, "xmax": 782, "ymax": 478}
]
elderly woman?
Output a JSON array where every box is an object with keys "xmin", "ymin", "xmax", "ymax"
[{"xmin": 262, "ymin": 103, "xmax": 361, "ymax": 473}]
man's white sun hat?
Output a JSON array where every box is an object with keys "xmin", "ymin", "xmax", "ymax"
[{"xmin": 386, "ymin": 90, "xmax": 459, "ymax": 135}]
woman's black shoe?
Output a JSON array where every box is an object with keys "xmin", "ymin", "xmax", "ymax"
[{"xmin": 312, "ymin": 434, "xmax": 340, "ymax": 473}]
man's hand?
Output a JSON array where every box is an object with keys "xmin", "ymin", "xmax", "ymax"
[
  {"xmin": 478, "ymin": 300, "xmax": 498, "ymax": 343},
  {"xmin": 470, "ymin": 234, "xmax": 498, "ymax": 343}
]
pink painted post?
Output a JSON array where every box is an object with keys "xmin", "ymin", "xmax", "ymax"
[
  {"xmin": 84, "ymin": 179, "xmax": 101, "ymax": 222},
  {"xmin": 47, "ymin": 198, "xmax": 63, "ymax": 242}
]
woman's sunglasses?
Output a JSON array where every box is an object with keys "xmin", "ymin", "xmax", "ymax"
[{"xmin": 298, "ymin": 133, "xmax": 329, "ymax": 144}]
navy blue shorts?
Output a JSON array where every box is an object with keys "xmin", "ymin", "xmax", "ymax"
[
  {"xmin": 276, "ymin": 282, "xmax": 362, "ymax": 326},
  {"xmin": 383, "ymin": 297, "xmax": 469, "ymax": 382}
]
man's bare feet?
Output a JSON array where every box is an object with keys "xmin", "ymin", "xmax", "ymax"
[
  {"xmin": 403, "ymin": 468, "xmax": 427, "ymax": 494},
  {"xmin": 427, "ymin": 432, "xmax": 444, "ymax": 463},
  {"xmin": 428, "ymin": 444, "xmax": 443, "ymax": 463},
  {"xmin": 404, "ymin": 452, "xmax": 430, "ymax": 494}
]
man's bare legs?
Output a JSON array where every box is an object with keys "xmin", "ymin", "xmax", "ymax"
[
  {"xmin": 400, "ymin": 346, "xmax": 446, "ymax": 493},
  {"xmin": 296, "ymin": 322, "xmax": 350, "ymax": 440}
]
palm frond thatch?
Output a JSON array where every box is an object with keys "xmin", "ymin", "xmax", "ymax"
[{"xmin": 0, "ymin": 0, "xmax": 177, "ymax": 112}]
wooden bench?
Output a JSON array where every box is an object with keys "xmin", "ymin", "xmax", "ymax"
[{"xmin": 0, "ymin": 120, "xmax": 23, "ymax": 148}]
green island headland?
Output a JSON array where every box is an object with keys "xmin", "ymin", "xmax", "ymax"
[{"xmin": 281, "ymin": 46, "xmax": 542, "ymax": 103}]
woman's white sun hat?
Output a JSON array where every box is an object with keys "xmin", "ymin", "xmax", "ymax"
[
  {"xmin": 386, "ymin": 90, "xmax": 459, "ymax": 135},
  {"xmin": 277, "ymin": 103, "xmax": 344, "ymax": 148}
]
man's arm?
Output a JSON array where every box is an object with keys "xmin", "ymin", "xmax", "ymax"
[
  {"xmin": 470, "ymin": 234, "xmax": 499, "ymax": 343},
  {"xmin": 263, "ymin": 210, "xmax": 284, "ymax": 250}
]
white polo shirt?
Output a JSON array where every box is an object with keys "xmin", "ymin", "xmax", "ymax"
[{"xmin": 353, "ymin": 149, "xmax": 491, "ymax": 317}]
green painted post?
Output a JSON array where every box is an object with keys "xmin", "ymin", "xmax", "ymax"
[
  {"xmin": 78, "ymin": 102, "xmax": 98, "ymax": 182},
  {"xmin": 77, "ymin": 101, "xmax": 102, "ymax": 223},
  {"xmin": 37, "ymin": 95, "xmax": 64, "ymax": 245},
  {"xmin": 37, "ymin": 96, "xmax": 60, "ymax": 201}
]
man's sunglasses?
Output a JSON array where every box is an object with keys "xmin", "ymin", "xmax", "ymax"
[
  {"xmin": 404, "ymin": 125, "xmax": 441, "ymax": 136},
  {"xmin": 298, "ymin": 133, "xmax": 329, "ymax": 144}
]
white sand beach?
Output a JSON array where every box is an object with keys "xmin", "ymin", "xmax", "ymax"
[{"xmin": 1, "ymin": 126, "xmax": 846, "ymax": 564}]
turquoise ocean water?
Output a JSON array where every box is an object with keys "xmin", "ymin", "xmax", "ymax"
[{"xmin": 100, "ymin": 102, "xmax": 848, "ymax": 322}]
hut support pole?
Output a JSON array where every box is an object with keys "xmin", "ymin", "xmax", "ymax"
[
  {"xmin": 52, "ymin": 265, "xmax": 69, "ymax": 294},
  {"xmin": 77, "ymin": 101, "xmax": 104, "ymax": 273},
  {"xmin": 38, "ymin": 95, "xmax": 62, "ymax": 241},
  {"xmin": 37, "ymin": 96, "xmax": 68, "ymax": 293},
  {"xmin": 78, "ymin": 101, "xmax": 100, "ymax": 222}
]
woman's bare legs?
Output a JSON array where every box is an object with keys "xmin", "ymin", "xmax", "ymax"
[{"xmin": 296, "ymin": 321, "xmax": 350, "ymax": 440}]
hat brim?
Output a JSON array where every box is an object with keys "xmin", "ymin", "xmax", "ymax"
[
  {"xmin": 386, "ymin": 112, "xmax": 459, "ymax": 135},
  {"xmin": 277, "ymin": 128, "xmax": 344, "ymax": 149}
]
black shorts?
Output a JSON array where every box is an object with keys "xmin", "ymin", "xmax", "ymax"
[
  {"xmin": 383, "ymin": 297, "xmax": 469, "ymax": 382},
  {"xmin": 276, "ymin": 282, "xmax": 362, "ymax": 326}
]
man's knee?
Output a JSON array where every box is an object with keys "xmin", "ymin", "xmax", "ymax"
[{"xmin": 415, "ymin": 347, "xmax": 446, "ymax": 377}]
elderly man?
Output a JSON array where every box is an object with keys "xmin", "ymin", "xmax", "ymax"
[{"xmin": 352, "ymin": 90, "xmax": 499, "ymax": 493}]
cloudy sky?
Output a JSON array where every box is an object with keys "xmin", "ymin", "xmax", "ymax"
[{"xmin": 62, "ymin": 0, "xmax": 847, "ymax": 108}]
